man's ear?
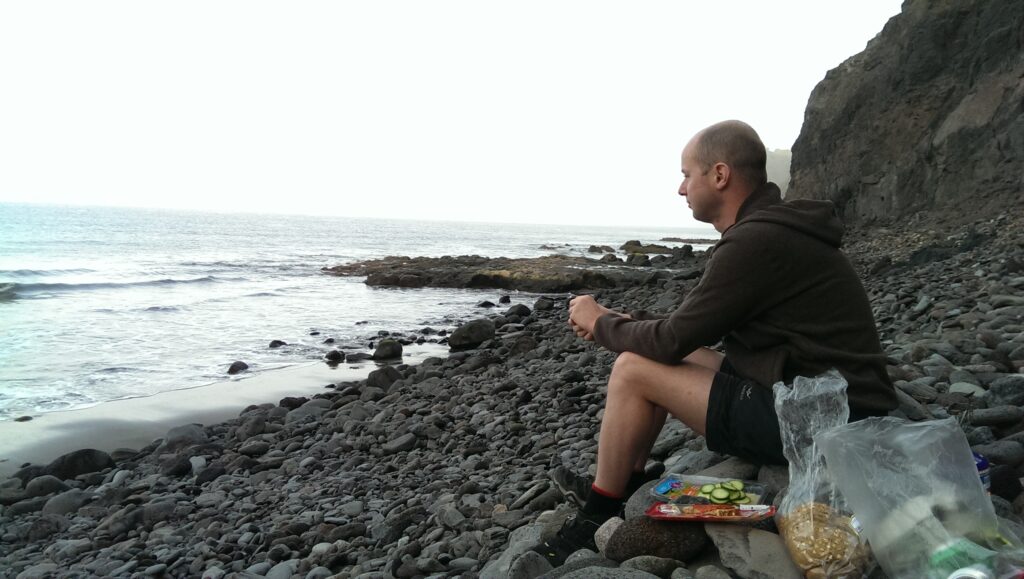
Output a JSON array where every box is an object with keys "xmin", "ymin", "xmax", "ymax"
[{"xmin": 713, "ymin": 162, "xmax": 730, "ymax": 190}]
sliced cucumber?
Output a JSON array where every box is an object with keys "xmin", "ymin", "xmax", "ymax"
[
  {"xmin": 700, "ymin": 484, "xmax": 717, "ymax": 494},
  {"xmin": 722, "ymin": 480, "xmax": 744, "ymax": 491},
  {"xmin": 735, "ymin": 496, "xmax": 752, "ymax": 504},
  {"xmin": 710, "ymin": 488, "xmax": 731, "ymax": 501},
  {"xmin": 709, "ymin": 496, "xmax": 730, "ymax": 504}
]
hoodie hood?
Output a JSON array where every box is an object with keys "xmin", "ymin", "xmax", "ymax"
[{"xmin": 729, "ymin": 182, "xmax": 844, "ymax": 248}]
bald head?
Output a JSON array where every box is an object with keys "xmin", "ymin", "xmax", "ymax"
[{"xmin": 691, "ymin": 120, "xmax": 767, "ymax": 189}]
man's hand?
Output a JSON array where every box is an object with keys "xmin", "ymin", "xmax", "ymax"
[{"xmin": 568, "ymin": 295, "xmax": 612, "ymax": 341}]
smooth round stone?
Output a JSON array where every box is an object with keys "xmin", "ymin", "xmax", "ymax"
[
  {"xmin": 42, "ymin": 489, "xmax": 91, "ymax": 515},
  {"xmin": 305, "ymin": 567, "xmax": 333, "ymax": 579},
  {"xmin": 595, "ymin": 517, "xmax": 624, "ymax": 553},
  {"xmin": 621, "ymin": 555, "xmax": 686, "ymax": 577},
  {"xmin": 340, "ymin": 500, "xmax": 365, "ymax": 517},
  {"xmin": 246, "ymin": 561, "xmax": 273, "ymax": 574},
  {"xmin": 238, "ymin": 440, "xmax": 271, "ymax": 457},
  {"xmin": 971, "ymin": 405, "xmax": 1024, "ymax": 427},
  {"xmin": 266, "ymin": 560, "xmax": 299, "ymax": 579},
  {"xmin": 507, "ymin": 551, "xmax": 553, "ymax": 579},
  {"xmin": 11, "ymin": 563, "xmax": 59, "ymax": 579},
  {"xmin": 201, "ymin": 568, "xmax": 226, "ymax": 579},
  {"xmin": 310, "ymin": 542, "xmax": 334, "ymax": 556},
  {"xmin": 111, "ymin": 470, "xmax": 131, "ymax": 487},
  {"xmin": 694, "ymin": 566, "xmax": 731, "ymax": 579},
  {"xmin": 448, "ymin": 557, "xmax": 479, "ymax": 572},
  {"xmin": 109, "ymin": 560, "xmax": 139, "ymax": 576},
  {"xmin": 25, "ymin": 475, "xmax": 69, "ymax": 498},
  {"xmin": 144, "ymin": 564, "xmax": 168, "ymax": 575},
  {"xmin": 949, "ymin": 382, "xmax": 987, "ymax": 397}
]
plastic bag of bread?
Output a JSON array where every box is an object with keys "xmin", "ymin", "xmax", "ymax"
[{"xmin": 773, "ymin": 371, "xmax": 874, "ymax": 578}]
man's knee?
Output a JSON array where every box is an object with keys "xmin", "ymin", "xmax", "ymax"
[
  {"xmin": 610, "ymin": 352, "xmax": 715, "ymax": 397},
  {"xmin": 609, "ymin": 352, "xmax": 666, "ymax": 397},
  {"xmin": 610, "ymin": 352, "xmax": 649, "ymax": 382}
]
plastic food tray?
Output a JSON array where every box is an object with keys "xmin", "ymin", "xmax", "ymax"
[{"xmin": 650, "ymin": 474, "xmax": 769, "ymax": 506}]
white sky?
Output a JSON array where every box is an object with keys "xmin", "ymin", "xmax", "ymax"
[{"xmin": 0, "ymin": 1, "xmax": 903, "ymax": 228}]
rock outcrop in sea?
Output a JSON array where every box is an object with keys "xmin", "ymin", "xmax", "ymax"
[{"xmin": 322, "ymin": 249, "xmax": 703, "ymax": 293}]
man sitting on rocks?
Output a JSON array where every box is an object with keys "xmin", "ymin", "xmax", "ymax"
[{"xmin": 536, "ymin": 120, "xmax": 898, "ymax": 563}]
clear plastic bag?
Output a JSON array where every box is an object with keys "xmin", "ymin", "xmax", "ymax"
[
  {"xmin": 817, "ymin": 415, "xmax": 1024, "ymax": 579},
  {"xmin": 774, "ymin": 370, "xmax": 874, "ymax": 578}
]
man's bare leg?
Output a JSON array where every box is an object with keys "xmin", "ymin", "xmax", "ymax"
[
  {"xmin": 594, "ymin": 350, "xmax": 722, "ymax": 496},
  {"xmin": 628, "ymin": 348, "xmax": 723, "ymax": 471}
]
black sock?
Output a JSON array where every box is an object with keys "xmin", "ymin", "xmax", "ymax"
[
  {"xmin": 581, "ymin": 484, "xmax": 625, "ymax": 519},
  {"xmin": 626, "ymin": 470, "xmax": 651, "ymax": 494}
]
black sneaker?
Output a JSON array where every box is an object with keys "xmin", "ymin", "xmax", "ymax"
[
  {"xmin": 549, "ymin": 466, "xmax": 591, "ymax": 507},
  {"xmin": 533, "ymin": 511, "xmax": 605, "ymax": 566},
  {"xmin": 551, "ymin": 463, "xmax": 666, "ymax": 507}
]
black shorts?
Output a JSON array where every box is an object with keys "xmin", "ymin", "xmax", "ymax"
[
  {"xmin": 704, "ymin": 359, "xmax": 787, "ymax": 465},
  {"xmin": 704, "ymin": 359, "xmax": 883, "ymax": 466}
]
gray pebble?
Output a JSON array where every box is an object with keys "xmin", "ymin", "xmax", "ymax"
[
  {"xmin": 949, "ymin": 382, "xmax": 987, "ymax": 397},
  {"xmin": 448, "ymin": 557, "xmax": 478, "ymax": 572}
]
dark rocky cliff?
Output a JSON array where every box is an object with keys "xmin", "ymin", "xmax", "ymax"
[{"xmin": 787, "ymin": 0, "xmax": 1024, "ymax": 225}]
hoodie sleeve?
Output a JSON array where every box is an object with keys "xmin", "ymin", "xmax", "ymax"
[{"xmin": 593, "ymin": 227, "xmax": 780, "ymax": 364}]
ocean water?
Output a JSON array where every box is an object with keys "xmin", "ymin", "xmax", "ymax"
[{"xmin": 0, "ymin": 203, "xmax": 715, "ymax": 421}]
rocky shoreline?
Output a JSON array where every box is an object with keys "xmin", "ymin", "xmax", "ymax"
[
  {"xmin": 322, "ymin": 242, "xmax": 705, "ymax": 293},
  {"xmin": 1, "ymin": 213, "xmax": 1023, "ymax": 579}
]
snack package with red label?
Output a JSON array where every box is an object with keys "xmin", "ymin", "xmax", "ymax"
[
  {"xmin": 650, "ymin": 474, "xmax": 768, "ymax": 506},
  {"xmin": 645, "ymin": 501, "xmax": 777, "ymax": 523}
]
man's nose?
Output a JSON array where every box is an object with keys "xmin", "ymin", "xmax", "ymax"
[{"xmin": 678, "ymin": 182, "xmax": 687, "ymax": 196}]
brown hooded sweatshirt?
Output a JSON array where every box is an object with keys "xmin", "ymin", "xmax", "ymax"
[{"xmin": 593, "ymin": 182, "xmax": 897, "ymax": 412}]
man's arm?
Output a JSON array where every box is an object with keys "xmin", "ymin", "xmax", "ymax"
[
  {"xmin": 567, "ymin": 295, "xmax": 631, "ymax": 341},
  {"xmin": 591, "ymin": 232, "xmax": 780, "ymax": 363}
]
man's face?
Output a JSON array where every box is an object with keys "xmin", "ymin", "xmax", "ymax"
[{"xmin": 678, "ymin": 141, "xmax": 717, "ymax": 224}]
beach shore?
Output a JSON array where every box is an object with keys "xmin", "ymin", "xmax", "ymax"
[{"xmin": 0, "ymin": 344, "xmax": 447, "ymax": 478}]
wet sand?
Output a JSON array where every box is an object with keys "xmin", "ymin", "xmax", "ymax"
[{"xmin": 0, "ymin": 345, "xmax": 446, "ymax": 477}]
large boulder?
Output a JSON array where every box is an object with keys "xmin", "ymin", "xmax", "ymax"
[
  {"xmin": 24, "ymin": 475, "xmax": 69, "ymax": 498},
  {"xmin": 449, "ymin": 319, "xmax": 496, "ymax": 350},
  {"xmin": 372, "ymin": 339, "xmax": 403, "ymax": 360},
  {"xmin": 788, "ymin": 0, "xmax": 1024, "ymax": 225},
  {"xmin": 603, "ymin": 517, "xmax": 708, "ymax": 563},
  {"xmin": 227, "ymin": 361, "xmax": 249, "ymax": 374},
  {"xmin": 42, "ymin": 488, "xmax": 93, "ymax": 515},
  {"xmin": 366, "ymin": 365, "xmax": 403, "ymax": 390},
  {"xmin": 44, "ymin": 449, "xmax": 115, "ymax": 481},
  {"xmin": 160, "ymin": 423, "xmax": 209, "ymax": 452}
]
